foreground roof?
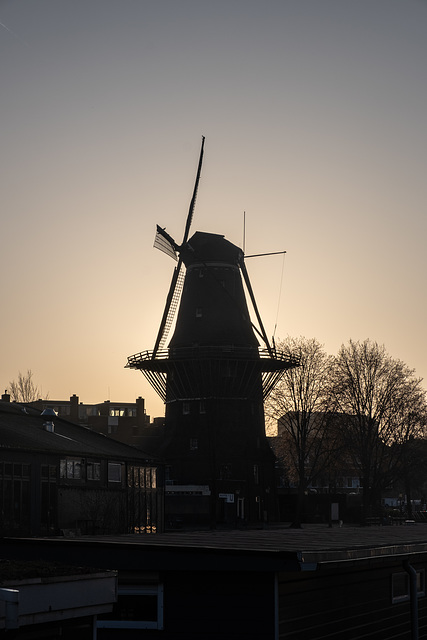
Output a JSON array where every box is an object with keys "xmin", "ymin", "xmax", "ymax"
[
  {"xmin": 80, "ymin": 523, "xmax": 427, "ymax": 563},
  {"xmin": 4, "ymin": 524, "xmax": 427, "ymax": 573}
]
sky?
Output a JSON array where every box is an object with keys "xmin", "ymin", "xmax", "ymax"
[{"xmin": 1, "ymin": 0, "xmax": 426, "ymax": 419}]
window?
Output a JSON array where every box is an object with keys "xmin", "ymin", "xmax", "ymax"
[
  {"xmin": 110, "ymin": 408, "xmax": 126, "ymax": 417},
  {"xmin": 165, "ymin": 466, "xmax": 173, "ymax": 485},
  {"xmin": 41, "ymin": 465, "xmax": 56, "ymax": 534},
  {"xmin": 182, "ymin": 402, "xmax": 190, "ymax": 415},
  {"xmin": 128, "ymin": 466, "xmax": 157, "ymax": 490},
  {"xmin": 97, "ymin": 584, "xmax": 164, "ymax": 631},
  {"xmin": 199, "ymin": 400, "xmax": 206, "ymax": 414},
  {"xmin": 0, "ymin": 461, "xmax": 31, "ymax": 535},
  {"xmin": 195, "ymin": 307, "xmax": 203, "ymax": 318},
  {"xmin": 108, "ymin": 462, "xmax": 122, "ymax": 483},
  {"xmin": 392, "ymin": 570, "xmax": 425, "ymax": 603},
  {"xmin": 220, "ymin": 464, "xmax": 232, "ymax": 480},
  {"xmin": 237, "ymin": 497, "xmax": 245, "ymax": 519},
  {"xmin": 60, "ymin": 458, "xmax": 83, "ymax": 480},
  {"xmin": 87, "ymin": 461, "xmax": 101, "ymax": 481},
  {"xmin": 190, "ymin": 438, "xmax": 198, "ymax": 451},
  {"xmin": 253, "ymin": 464, "xmax": 259, "ymax": 485}
]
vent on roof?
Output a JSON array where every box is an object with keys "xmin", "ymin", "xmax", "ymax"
[{"xmin": 41, "ymin": 408, "xmax": 57, "ymax": 433}]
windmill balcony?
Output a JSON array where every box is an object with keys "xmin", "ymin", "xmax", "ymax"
[{"xmin": 126, "ymin": 346, "xmax": 299, "ymax": 403}]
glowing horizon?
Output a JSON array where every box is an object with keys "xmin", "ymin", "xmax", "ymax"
[{"xmin": 1, "ymin": 0, "xmax": 426, "ymax": 419}]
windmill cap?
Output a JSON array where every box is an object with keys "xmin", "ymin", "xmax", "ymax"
[{"xmin": 183, "ymin": 231, "xmax": 243, "ymax": 266}]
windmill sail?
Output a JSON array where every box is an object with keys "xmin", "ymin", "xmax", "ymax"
[
  {"xmin": 154, "ymin": 225, "xmax": 178, "ymax": 261},
  {"xmin": 158, "ymin": 265, "xmax": 185, "ymax": 351},
  {"xmin": 151, "ymin": 137, "xmax": 205, "ymax": 359},
  {"xmin": 182, "ymin": 136, "xmax": 205, "ymax": 246}
]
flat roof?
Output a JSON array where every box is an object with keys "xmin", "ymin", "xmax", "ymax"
[{"xmin": 4, "ymin": 524, "xmax": 427, "ymax": 572}]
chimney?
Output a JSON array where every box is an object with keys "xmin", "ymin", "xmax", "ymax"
[
  {"xmin": 1, "ymin": 390, "xmax": 10, "ymax": 403},
  {"xmin": 136, "ymin": 396, "xmax": 145, "ymax": 427},
  {"xmin": 70, "ymin": 394, "xmax": 79, "ymax": 421}
]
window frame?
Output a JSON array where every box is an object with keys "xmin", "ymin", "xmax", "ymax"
[
  {"xmin": 392, "ymin": 569, "xmax": 425, "ymax": 604},
  {"xmin": 108, "ymin": 462, "xmax": 122, "ymax": 483},
  {"xmin": 96, "ymin": 584, "xmax": 164, "ymax": 630}
]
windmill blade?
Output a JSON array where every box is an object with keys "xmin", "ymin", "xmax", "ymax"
[
  {"xmin": 158, "ymin": 265, "xmax": 185, "ymax": 351},
  {"xmin": 240, "ymin": 258, "xmax": 274, "ymax": 357},
  {"xmin": 181, "ymin": 136, "xmax": 205, "ymax": 246},
  {"xmin": 152, "ymin": 258, "xmax": 185, "ymax": 358},
  {"xmin": 152, "ymin": 136, "xmax": 205, "ymax": 359},
  {"xmin": 154, "ymin": 225, "xmax": 178, "ymax": 261}
]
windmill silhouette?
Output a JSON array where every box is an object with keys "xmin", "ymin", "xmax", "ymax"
[{"xmin": 127, "ymin": 137, "xmax": 298, "ymax": 526}]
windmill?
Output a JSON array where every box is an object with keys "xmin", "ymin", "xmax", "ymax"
[{"xmin": 127, "ymin": 137, "xmax": 298, "ymax": 526}]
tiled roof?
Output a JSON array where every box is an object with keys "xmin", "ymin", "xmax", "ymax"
[{"xmin": 0, "ymin": 401, "xmax": 158, "ymax": 462}]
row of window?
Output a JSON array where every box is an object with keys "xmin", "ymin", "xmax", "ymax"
[
  {"xmin": 182, "ymin": 401, "xmax": 206, "ymax": 415},
  {"xmin": 60, "ymin": 460, "xmax": 158, "ymax": 489},
  {"xmin": 166, "ymin": 462, "xmax": 259, "ymax": 484},
  {"xmin": 60, "ymin": 459, "xmax": 122, "ymax": 482},
  {"xmin": 0, "ymin": 462, "xmax": 30, "ymax": 478},
  {"xmin": 309, "ymin": 477, "xmax": 361, "ymax": 489},
  {"xmin": 47, "ymin": 405, "xmax": 138, "ymax": 418}
]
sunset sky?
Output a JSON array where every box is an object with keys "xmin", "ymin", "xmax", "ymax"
[{"xmin": 1, "ymin": 0, "xmax": 426, "ymax": 419}]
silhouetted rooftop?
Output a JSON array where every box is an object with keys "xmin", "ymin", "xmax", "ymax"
[{"xmin": 0, "ymin": 400, "xmax": 157, "ymax": 461}]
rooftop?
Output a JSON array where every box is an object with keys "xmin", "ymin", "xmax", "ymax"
[
  {"xmin": 5, "ymin": 524, "xmax": 427, "ymax": 573},
  {"xmin": 0, "ymin": 400, "xmax": 157, "ymax": 461},
  {"xmin": 26, "ymin": 523, "xmax": 427, "ymax": 568}
]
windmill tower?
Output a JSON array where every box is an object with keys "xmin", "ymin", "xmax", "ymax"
[{"xmin": 127, "ymin": 138, "xmax": 298, "ymax": 526}]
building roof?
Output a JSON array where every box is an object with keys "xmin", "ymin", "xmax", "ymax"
[
  {"xmin": 0, "ymin": 401, "xmax": 158, "ymax": 462},
  {"xmin": 81, "ymin": 523, "xmax": 427, "ymax": 563},
  {"xmin": 4, "ymin": 524, "xmax": 427, "ymax": 573}
]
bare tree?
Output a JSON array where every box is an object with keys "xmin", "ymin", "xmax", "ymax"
[
  {"xmin": 266, "ymin": 336, "xmax": 338, "ymax": 527},
  {"xmin": 331, "ymin": 339, "xmax": 427, "ymax": 522},
  {"xmin": 9, "ymin": 370, "xmax": 47, "ymax": 403}
]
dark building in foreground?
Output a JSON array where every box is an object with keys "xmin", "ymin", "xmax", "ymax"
[
  {"xmin": 0, "ymin": 397, "xmax": 163, "ymax": 536},
  {"xmin": 2, "ymin": 524, "xmax": 427, "ymax": 639}
]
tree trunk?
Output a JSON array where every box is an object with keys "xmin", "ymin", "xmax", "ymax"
[{"xmin": 289, "ymin": 483, "xmax": 305, "ymax": 528}]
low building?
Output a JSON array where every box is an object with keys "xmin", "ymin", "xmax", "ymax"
[
  {"xmin": 0, "ymin": 397, "xmax": 164, "ymax": 536},
  {"xmin": 2, "ymin": 524, "xmax": 427, "ymax": 639}
]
